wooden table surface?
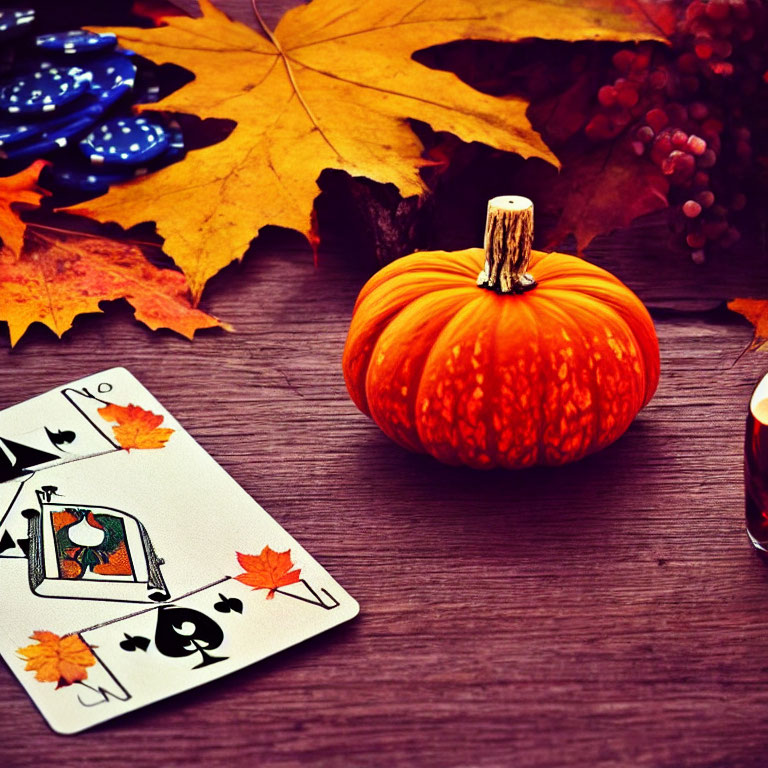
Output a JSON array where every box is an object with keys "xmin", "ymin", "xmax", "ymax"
[{"xmin": 4, "ymin": 2, "xmax": 768, "ymax": 766}]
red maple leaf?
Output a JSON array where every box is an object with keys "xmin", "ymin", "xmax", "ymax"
[{"xmin": 234, "ymin": 546, "xmax": 301, "ymax": 600}]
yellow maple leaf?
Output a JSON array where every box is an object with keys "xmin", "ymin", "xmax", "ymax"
[
  {"xmin": 0, "ymin": 160, "xmax": 47, "ymax": 259},
  {"xmin": 0, "ymin": 230, "xmax": 228, "ymax": 346},
  {"xmin": 66, "ymin": 0, "xmax": 663, "ymax": 303},
  {"xmin": 17, "ymin": 631, "xmax": 96, "ymax": 688},
  {"xmin": 98, "ymin": 402, "xmax": 174, "ymax": 450}
]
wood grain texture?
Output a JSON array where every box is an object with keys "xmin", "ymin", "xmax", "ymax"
[
  {"xmin": 2, "ymin": 228, "xmax": 767, "ymax": 768},
  {"xmin": 3, "ymin": 1, "xmax": 768, "ymax": 766}
]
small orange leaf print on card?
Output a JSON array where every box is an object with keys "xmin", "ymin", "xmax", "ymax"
[
  {"xmin": 235, "ymin": 546, "xmax": 301, "ymax": 600},
  {"xmin": 98, "ymin": 403, "xmax": 174, "ymax": 451},
  {"xmin": 17, "ymin": 631, "xmax": 95, "ymax": 689}
]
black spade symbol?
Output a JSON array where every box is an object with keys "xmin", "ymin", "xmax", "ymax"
[
  {"xmin": 154, "ymin": 605, "xmax": 227, "ymax": 669},
  {"xmin": 0, "ymin": 530, "xmax": 14, "ymax": 554},
  {"xmin": 213, "ymin": 593, "xmax": 243, "ymax": 614},
  {"xmin": 120, "ymin": 633, "xmax": 150, "ymax": 652}
]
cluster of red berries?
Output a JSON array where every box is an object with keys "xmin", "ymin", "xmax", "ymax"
[{"xmin": 585, "ymin": 0, "xmax": 766, "ymax": 261}]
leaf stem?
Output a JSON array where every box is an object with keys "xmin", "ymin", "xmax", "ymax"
[
  {"xmin": 249, "ymin": 0, "xmax": 342, "ymax": 160},
  {"xmin": 26, "ymin": 222, "xmax": 163, "ymax": 250}
]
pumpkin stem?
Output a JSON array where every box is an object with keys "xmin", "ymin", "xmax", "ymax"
[{"xmin": 477, "ymin": 196, "xmax": 536, "ymax": 294}]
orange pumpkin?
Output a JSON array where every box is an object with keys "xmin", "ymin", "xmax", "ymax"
[{"xmin": 342, "ymin": 196, "xmax": 660, "ymax": 469}]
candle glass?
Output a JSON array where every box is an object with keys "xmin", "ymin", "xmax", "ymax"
[{"xmin": 745, "ymin": 373, "xmax": 768, "ymax": 552}]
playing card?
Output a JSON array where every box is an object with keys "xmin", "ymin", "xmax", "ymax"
[{"xmin": 0, "ymin": 368, "xmax": 358, "ymax": 734}]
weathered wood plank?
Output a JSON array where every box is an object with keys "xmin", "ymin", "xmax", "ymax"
[
  {"xmin": 3, "ymin": 1, "xmax": 768, "ymax": 765},
  {"xmin": 1, "ymin": 237, "xmax": 767, "ymax": 767}
]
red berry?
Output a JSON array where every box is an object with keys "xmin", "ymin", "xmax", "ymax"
[
  {"xmin": 686, "ymin": 1, "xmax": 705, "ymax": 22},
  {"xmin": 736, "ymin": 140, "xmax": 752, "ymax": 160},
  {"xmin": 691, "ymin": 249, "xmax": 706, "ymax": 264},
  {"xmin": 649, "ymin": 68, "xmax": 668, "ymax": 89},
  {"xmin": 696, "ymin": 190, "xmax": 715, "ymax": 208},
  {"xmin": 653, "ymin": 130, "xmax": 673, "ymax": 155},
  {"xmin": 612, "ymin": 50, "xmax": 636, "ymax": 74},
  {"xmin": 698, "ymin": 149, "xmax": 717, "ymax": 168},
  {"xmin": 672, "ymin": 130, "xmax": 689, "ymax": 149},
  {"xmin": 693, "ymin": 172, "xmax": 710, "ymax": 188},
  {"xmin": 631, "ymin": 140, "xmax": 645, "ymax": 156},
  {"xmin": 677, "ymin": 53, "xmax": 700, "ymax": 74},
  {"xmin": 683, "ymin": 200, "xmax": 702, "ymax": 218},
  {"xmin": 689, "ymin": 102, "xmax": 709, "ymax": 120},
  {"xmin": 705, "ymin": 133, "xmax": 721, "ymax": 154},
  {"xmin": 646, "ymin": 108, "xmax": 669, "ymax": 132},
  {"xmin": 631, "ymin": 50, "xmax": 652, "ymax": 73},
  {"xmin": 695, "ymin": 39, "xmax": 714, "ymax": 60},
  {"xmin": 597, "ymin": 85, "xmax": 617, "ymax": 107},
  {"xmin": 662, "ymin": 150, "xmax": 694, "ymax": 177},
  {"xmin": 712, "ymin": 39, "xmax": 733, "ymax": 59},
  {"xmin": 703, "ymin": 220, "xmax": 728, "ymax": 240},
  {"xmin": 636, "ymin": 125, "xmax": 654, "ymax": 143},
  {"xmin": 701, "ymin": 118, "xmax": 723, "ymax": 136},
  {"xmin": 686, "ymin": 135, "xmax": 707, "ymax": 155},
  {"xmin": 616, "ymin": 83, "xmax": 639, "ymax": 107},
  {"xmin": 732, "ymin": 1, "xmax": 750, "ymax": 20},
  {"xmin": 676, "ymin": 152, "xmax": 696, "ymax": 178},
  {"xmin": 687, "ymin": 232, "xmax": 707, "ymax": 248},
  {"xmin": 734, "ymin": 126, "xmax": 751, "ymax": 141},
  {"xmin": 681, "ymin": 76, "xmax": 700, "ymax": 93},
  {"xmin": 731, "ymin": 193, "xmax": 747, "ymax": 211},
  {"xmin": 710, "ymin": 61, "xmax": 734, "ymax": 76},
  {"xmin": 706, "ymin": 0, "xmax": 730, "ymax": 20},
  {"xmin": 731, "ymin": 0, "xmax": 750, "ymax": 21}
]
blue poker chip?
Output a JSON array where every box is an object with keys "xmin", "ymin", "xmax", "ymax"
[
  {"xmin": 79, "ymin": 115, "xmax": 169, "ymax": 166},
  {"xmin": 0, "ymin": 8, "xmax": 34, "ymax": 39},
  {"xmin": 0, "ymin": 101, "xmax": 103, "ymax": 149},
  {"xmin": 0, "ymin": 105, "xmax": 104, "ymax": 161},
  {"xmin": 0, "ymin": 119, "xmax": 36, "ymax": 148},
  {"xmin": 35, "ymin": 30, "xmax": 117, "ymax": 55},
  {"xmin": 156, "ymin": 122, "xmax": 185, "ymax": 164},
  {"xmin": 45, "ymin": 163, "xmax": 134, "ymax": 194},
  {"xmin": 88, "ymin": 53, "xmax": 136, "ymax": 107},
  {"xmin": 0, "ymin": 66, "xmax": 91, "ymax": 115}
]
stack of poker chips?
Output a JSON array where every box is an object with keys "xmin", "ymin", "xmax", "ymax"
[{"xmin": 0, "ymin": 8, "xmax": 184, "ymax": 195}]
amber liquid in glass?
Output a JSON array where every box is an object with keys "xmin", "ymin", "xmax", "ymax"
[{"xmin": 745, "ymin": 383, "xmax": 768, "ymax": 553}]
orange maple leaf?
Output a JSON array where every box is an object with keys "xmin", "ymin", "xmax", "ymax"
[
  {"xmin": 98, "ymin": 402, "xmax": 174, "ymax": 450},
  {"xmin": 0, "ymin": 160, "xmax": 47, "ymax": 259},
  {"xmin": 235, "ymin": 546, "xmax": 301, "ymax": 599},
  {"xmin": 17, "ymin": 631, "xmax": 96, "ymax": 688},
  {"xmin": 0, "ymin": 230, "xmax": 229, "ymax": 346},
  {"xmin": 729, "ymin": 299, "xmax": 768, "ymax": 353}
]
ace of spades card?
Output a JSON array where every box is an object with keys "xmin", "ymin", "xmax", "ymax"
[{"xmin": 0, "ymin": 368, "xmax": 358, "ymax": 734}]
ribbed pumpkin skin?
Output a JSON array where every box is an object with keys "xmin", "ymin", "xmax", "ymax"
[{"xmin": 343, "ymin": 247, "xmax": 660, "ymax": 469}]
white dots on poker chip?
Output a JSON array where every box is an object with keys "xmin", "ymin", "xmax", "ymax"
[
  {"xmin": 0, "ymin": 8, "xmax": 34, "ymax": 35},
  {"xmin": 35, "ymin": 30, "xmax": 117, "ymax": 54},
  {"xmin": 0, "ymin": 66, "xmax": 88, "ymax": 115},
  {"xmin": 79, "ymin": 115, "xmax": 170, "ymax": 166}
]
